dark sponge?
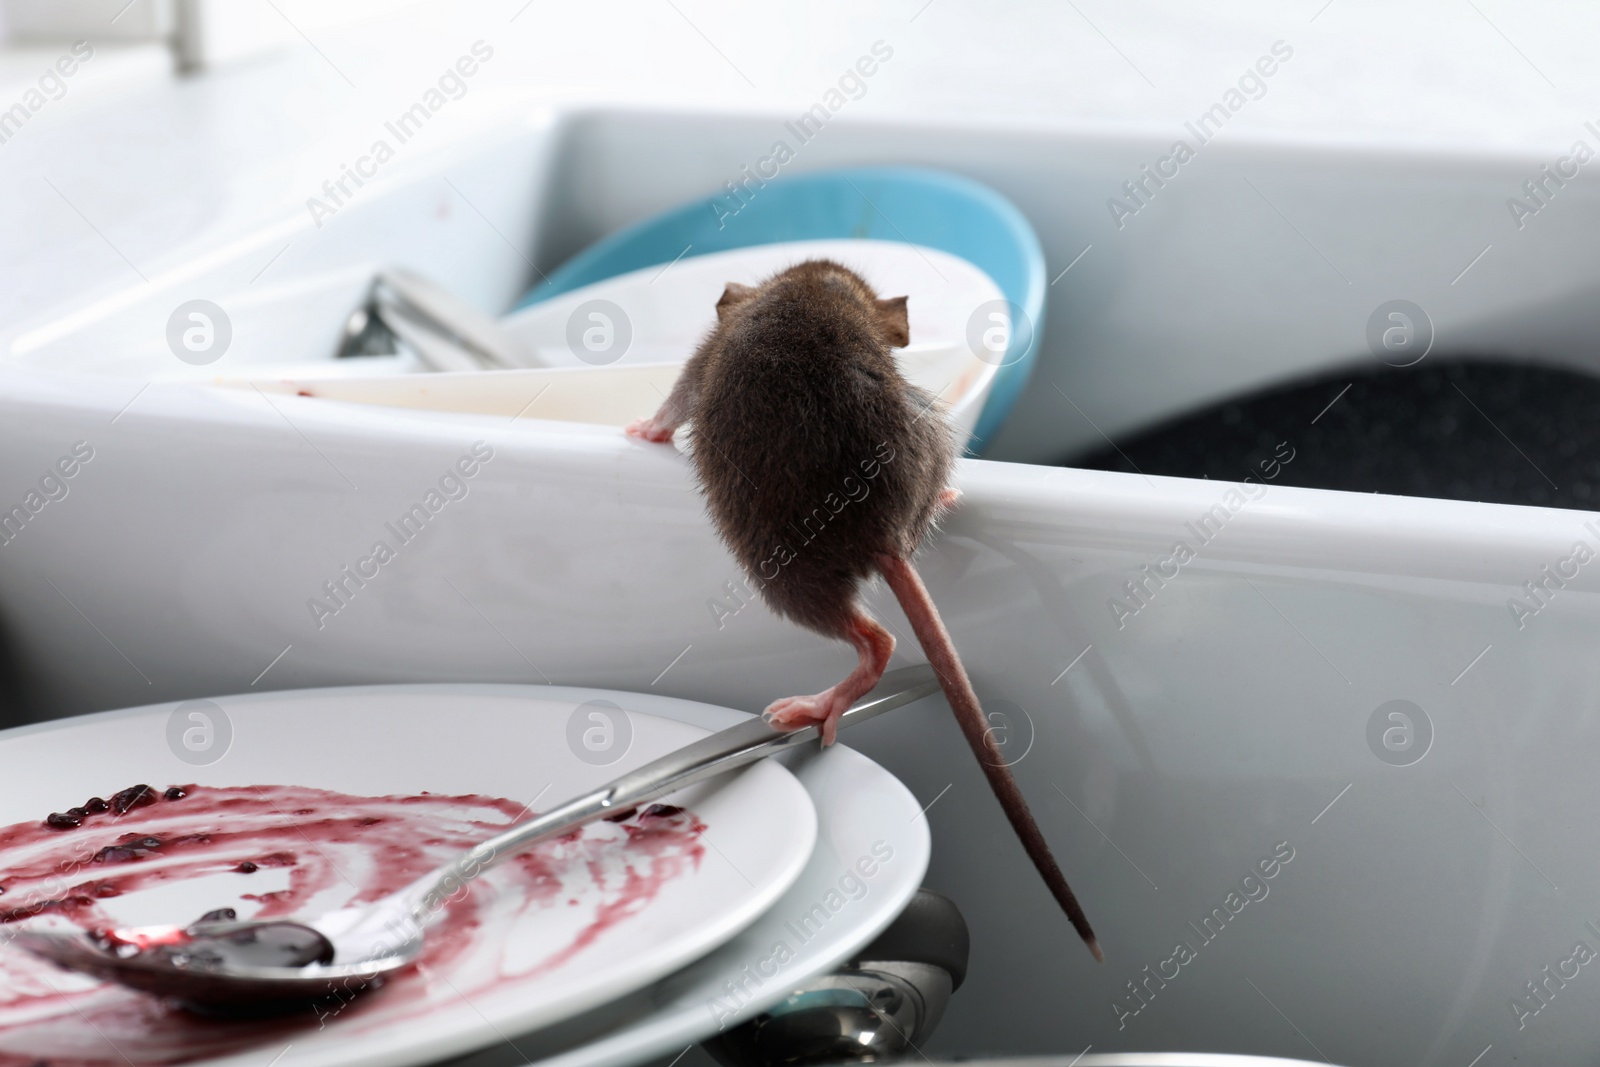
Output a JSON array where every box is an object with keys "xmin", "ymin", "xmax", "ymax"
[{"xmin": 1064, "ymin": 357, "xmax": 1600, "ymax": 510}]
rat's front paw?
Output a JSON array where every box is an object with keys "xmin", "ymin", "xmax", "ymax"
[
  {"xmin": 937, "ymin": 487, "xmax": 962, "ymax": 510},
  {"xmin": 626, "ymin": 417, "xmax": 675, "ymax": 443}
]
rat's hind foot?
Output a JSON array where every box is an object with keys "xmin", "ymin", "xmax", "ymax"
[
  {"xmin": 626, "ymin": 416, "xmax": 676, "ymax": 443},
  {"xmin": 765, "ymin": 689, "xmax": 855, "ymax": 747},
  {"xmin": 767, "ymin": 611, "xmax": 895, "ymax": 747},
  {"xmin": 937, "ymin": 487, "xmax": 962, "ymax": 509}
]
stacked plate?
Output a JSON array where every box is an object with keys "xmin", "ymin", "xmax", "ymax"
[{"xmin": 0, "ymin": 684, "xmax": 931, "ymax": 1067}]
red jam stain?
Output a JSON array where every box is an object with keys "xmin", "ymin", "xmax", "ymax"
[{"xmin": 0, "ymin": 784, "xmax": 704, "ymax": 1066}]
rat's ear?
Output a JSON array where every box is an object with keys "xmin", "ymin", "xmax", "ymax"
[
  {"xmin": 876, "ymin": 295, "xmax": 910, "ymax": 347},
  {"xmin": 716, "ymin": 282, "xmax": 757, "ymax": 321}
]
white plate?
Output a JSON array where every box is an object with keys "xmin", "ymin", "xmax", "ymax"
[
  {"xmin": 502, "ymin": 239, "xmax": 1005, "ymax": 435},
  {"xmin": 433, "ymin": 714, "xmax": 932, "ymax": 1067},
  {"xmin": 225, "ymin": 239, "xmax": 1004, "ymax": 438},
  {"xmin": 0, "ymin": 685, "xmax": 817, "ymax": 1067},
  {"xmin": 506, "ymin": 239, "xmax": 1003, "ymax": 370}
]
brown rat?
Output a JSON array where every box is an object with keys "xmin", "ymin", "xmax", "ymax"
[{"xmin": 628, "ymin": 258, "xmax": 1101, "ymax": 961}]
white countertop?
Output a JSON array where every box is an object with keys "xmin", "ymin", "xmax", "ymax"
[{"xmin": 2, "ymin": 0, "xmax": 1599, "ymax": 340}]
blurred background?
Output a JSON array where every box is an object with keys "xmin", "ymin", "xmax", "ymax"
[
  {"xmin": 1, "ymin": 0, "xmax": 1599, "ymax": 140},
  {"xmin": 3, "ymin": 0, "xmax": 1600, "ymax": 139}
]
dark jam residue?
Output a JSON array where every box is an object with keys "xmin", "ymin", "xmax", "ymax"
[{"xmin": 0, "ymin": 783, "xmax": 704, "ymax": 1066}]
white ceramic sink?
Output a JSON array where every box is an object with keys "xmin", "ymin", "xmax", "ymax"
[{"xmin": 2, "ymin": 100, "xmax": 1599, "ymax": 1067}]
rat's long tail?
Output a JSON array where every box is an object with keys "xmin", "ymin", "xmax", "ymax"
[{"xmin": 876, "ymin": 552, "xmax": 1103, "ymax": 962}]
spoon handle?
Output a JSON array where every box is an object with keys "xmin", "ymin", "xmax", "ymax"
[{"xmin": 404, "ymin": 665, "xmax": 939, "ymax": 923}]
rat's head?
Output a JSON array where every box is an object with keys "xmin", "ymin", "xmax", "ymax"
[{"xmin": 715, "ymin": 259, "xmax": 910, "ymax": 348}]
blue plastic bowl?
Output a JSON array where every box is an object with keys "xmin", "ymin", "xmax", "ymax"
[{"xmin": 516, "ymin": 167, "xmax": 1045, "ymax": 450}]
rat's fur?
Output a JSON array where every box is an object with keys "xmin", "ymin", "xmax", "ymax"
[
  {"xmin": 664, "ymin": 260, "xmax": 950, "ymax": 634},
  {"xmin": 628, "ymin": 259, "xmax": 1102, "ymax": 960}
]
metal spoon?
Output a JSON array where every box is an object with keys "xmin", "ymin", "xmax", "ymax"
[{"xmin": 9, "ymin": 667, "xmax": 938, "ymax": 1012}]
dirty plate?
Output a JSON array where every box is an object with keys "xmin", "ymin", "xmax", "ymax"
[{"xmin": 0, "ymin": 685, "xmax": 817, "ymax": 1067}]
